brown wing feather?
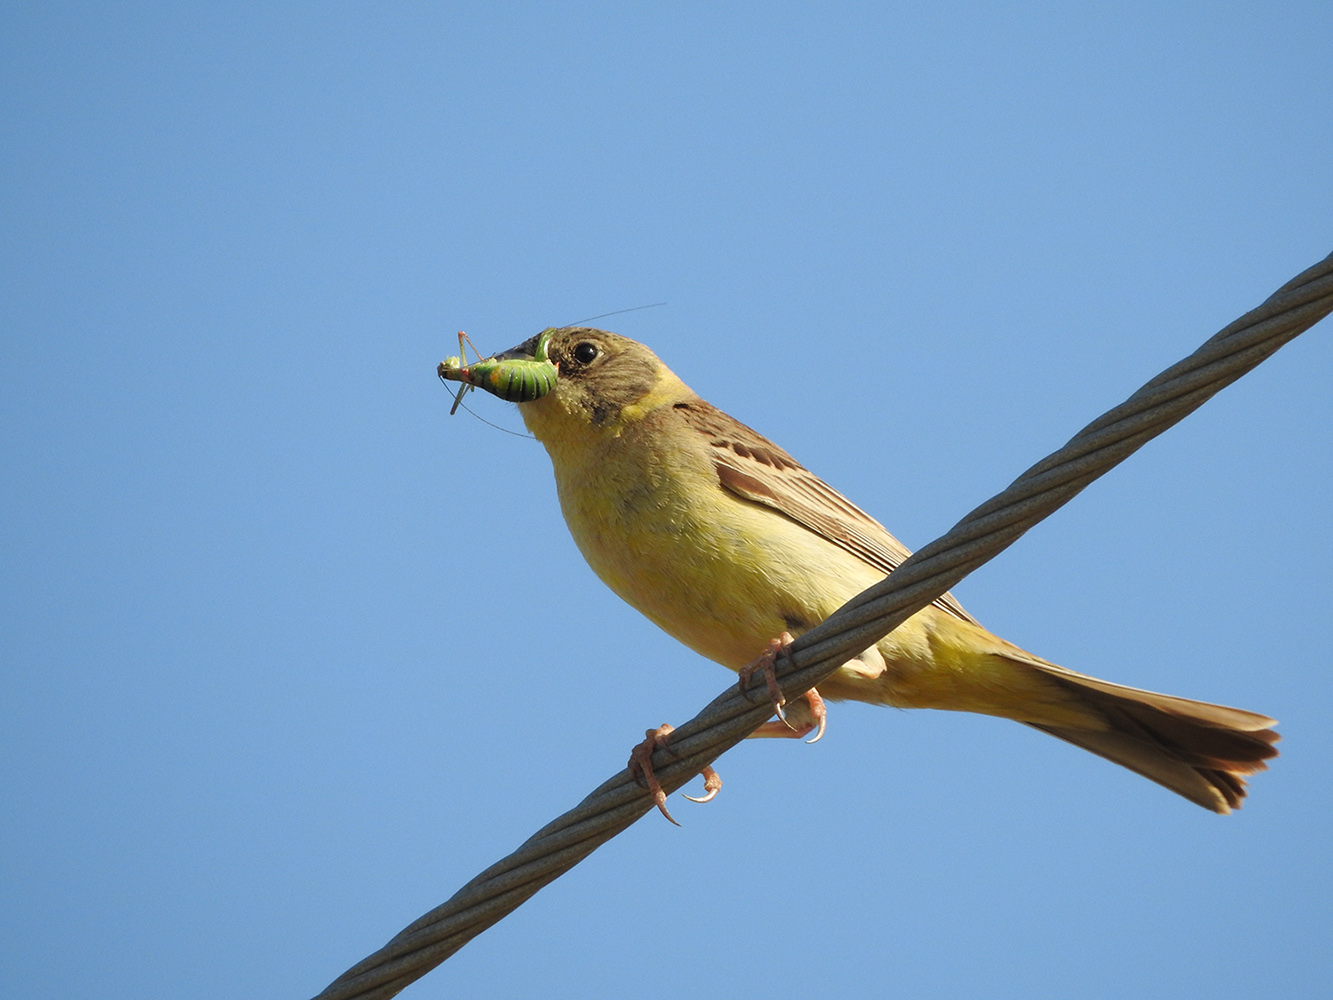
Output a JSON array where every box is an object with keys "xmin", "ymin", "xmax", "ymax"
[{"xmin": 674, "ymin": 399, "xmax": 979, "ymax": 626}]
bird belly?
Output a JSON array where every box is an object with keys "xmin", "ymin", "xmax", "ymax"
[{"xmin": 555, "ymin": 463, "xmax": 907, "ymax": 672}]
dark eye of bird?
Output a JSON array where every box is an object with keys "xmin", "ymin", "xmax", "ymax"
[{"xmin": 572, "ymin": 342, "xmax": 599, "ymax": 364}]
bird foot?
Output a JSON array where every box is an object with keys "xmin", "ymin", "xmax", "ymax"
[
  {"xmin": 628, "ymin": 723, "xmax": 722, "ymax": 825},
  {"xmin": 751, "ymin": 687, "xmax": 828, "ymax": 743},
  {"xmin": 738, "ymin": 632, "xmax": 794, "ymax": 717},
  {"xmin": 737, "ymin": 633, "xmax": 829, "ymax": 743}
]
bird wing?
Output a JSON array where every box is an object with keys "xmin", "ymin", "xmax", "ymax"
[{"xmin": 674, "ymin": 399, "xmax": 980, "ymax": 626}]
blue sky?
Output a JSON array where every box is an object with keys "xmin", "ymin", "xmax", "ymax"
[{"xmin": 2, "ymin": 4, "xmax": 1330, "ymax": 998}]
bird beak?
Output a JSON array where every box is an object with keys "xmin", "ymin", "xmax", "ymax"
[{"xmin": 493, "ymin": 334, "xmax": 544, "ymax": 363}]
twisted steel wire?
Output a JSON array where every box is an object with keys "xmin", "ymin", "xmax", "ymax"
[{"xmin": 313, "ymin": 251, "xmax": 1333, "ymax": 1000}]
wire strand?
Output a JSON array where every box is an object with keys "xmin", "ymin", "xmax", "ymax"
[{"xmin": 311, "ymin": 251, "xmax": 1333, "ymax": 1000}]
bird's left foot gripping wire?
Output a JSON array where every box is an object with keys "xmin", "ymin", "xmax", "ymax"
[
  {"xmin": 628, "ymin": 724, "xmax": 722, "ymax": 826},
  {"xmin": 738, "ymin": 632, "xmax": 828, "ymax": 743}
]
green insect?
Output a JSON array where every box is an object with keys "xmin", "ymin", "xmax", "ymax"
[{"xmin": 437, "ymin": 328, "xmax": 559, "ymax": 415}]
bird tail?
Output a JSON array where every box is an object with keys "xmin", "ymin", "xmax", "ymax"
[{"xmin": 1015, "ymin": 657, "xmax": 1279, "ymax": 813}]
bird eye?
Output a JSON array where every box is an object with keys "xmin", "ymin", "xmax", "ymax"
[{"xmin": 572, "ymin": 342, "xmax": 599, "ymax": 364}]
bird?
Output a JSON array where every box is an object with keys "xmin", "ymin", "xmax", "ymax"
[{"xmin": 443, "ymin": 326, "xmax": 1279, "ymax": 820}]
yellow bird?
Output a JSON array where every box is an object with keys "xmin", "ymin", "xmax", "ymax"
[{"xmin": 444, "ymin": 327, "xmax": 1278, "ymax": 818}]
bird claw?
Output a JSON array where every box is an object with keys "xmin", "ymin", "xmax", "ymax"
[
  {"xmin": 749, "ymin": 689, "xmax": 828, "ymax": 740},
  {"xmin": 738, "ymin": 631, "xmax": 823, "ymax": 738},
  {"xmin": 628, "ymin": 725, "xmax": 723, "ymax": 823},
  {"xmin": 804, "ymin": 688, "xmax": 828, "ymax": 744},
  {"xmin": 738, "ymin": 632, "xmax": 794, "ymax": 717},
  {"xmin": 629, "ymin": 724, "xmax": 680, "ymax": 825},
  {"xmin": 681, "ymin": 766, "xmax": 722, "ymax": 803}
]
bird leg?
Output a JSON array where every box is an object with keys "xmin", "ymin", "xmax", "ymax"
[
  {"xmin": 628, "ymin": 723, "xmax": 723, "ymax": 825},
  {"xmin": 738, "ymin": 632, "xmax": 828, "ymax": 743}
]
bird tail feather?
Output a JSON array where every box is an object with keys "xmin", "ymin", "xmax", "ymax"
[{"xmin": 1015, "ymin": 658, "xmax": 1279, "ymax": 813}]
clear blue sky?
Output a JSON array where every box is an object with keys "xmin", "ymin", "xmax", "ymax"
[{"xmin": 3, "ymin": 4, "xmax": 1330, "ymax": 998}]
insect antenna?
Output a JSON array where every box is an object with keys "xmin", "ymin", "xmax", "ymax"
[
  {"xmin": 565, "ymin": 302, "xmax": 666, "ymax": 326},
  {"xmin": 450, "ymin": 398, "xmax": 537, "ymax": 440}
]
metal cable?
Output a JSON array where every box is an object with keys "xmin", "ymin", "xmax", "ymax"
[{"xmin": 312, "ymin": 251, "xmax": 1333, "ymax": 1000}]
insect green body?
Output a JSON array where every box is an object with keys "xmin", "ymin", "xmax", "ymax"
[{"xmin": 437, "ymin": 328, "xmax": 559, "ymax": 414}]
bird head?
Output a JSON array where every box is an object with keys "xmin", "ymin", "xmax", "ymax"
[{"xmin": 443, "ymin": 327, "xmax": 695, "ymax": 439}]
